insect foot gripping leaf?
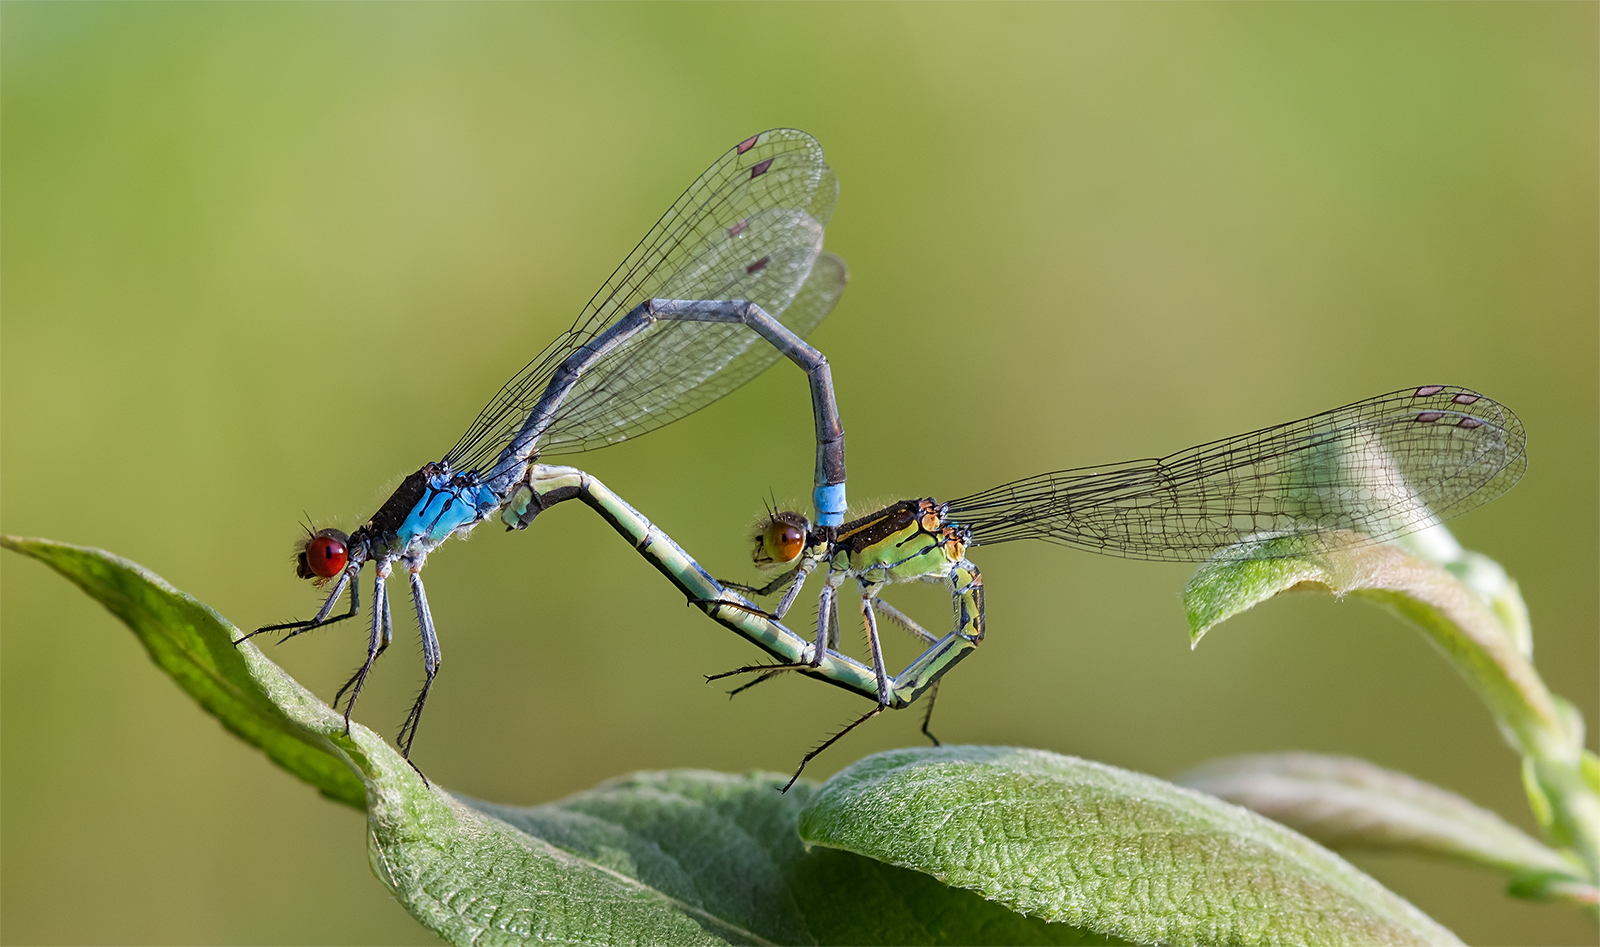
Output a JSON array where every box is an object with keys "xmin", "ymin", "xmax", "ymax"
[
  {"xmin": 798, "ymin": 746, "xmax": 1461, "ymax": 947},
  {"xmin": 1181, "ymin": 529, "xmax": 1600, "ymax": 906}
]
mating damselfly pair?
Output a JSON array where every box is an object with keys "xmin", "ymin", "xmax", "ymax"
[{"xmin": 241, "ymin": 129, "xmax": 1526, "ymax": 788}]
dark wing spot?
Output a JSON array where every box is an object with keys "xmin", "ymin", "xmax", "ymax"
[
  {"xmin": 1414, "ymin": 411, "xmax": 1445, "ymax": 423},
  {"xmin": 750, "ymin": 158, "xmax": 774, "ymax": 179},
  {"xmin": 1453, "ymin": 393, "xmax": 1480, "ymax": 405},
  {"xmin": 737, "ymin": 135, "xmax": 759, "ymax": 155},
  {"xmin": 1415, "ymin": 385, "xmax": 1446, "ymax": 397},
  {"xmin": 728, "ymin": 218, "xmax": 750, "ymax": 238},
  {"xmin": 1456, "ymin": 417, "xmax": 1484, "ymax": 429},
  {"xmin": 746, "ymin": 256, "xmax": 770, "ymax": 274}
]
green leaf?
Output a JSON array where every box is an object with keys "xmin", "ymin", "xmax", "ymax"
[
  {"xmin": 1180, "ymin": 532, "xmax": 1600, "ymax": 885},
  {"xmin": 1175, "ymin": 753, "xmax": 1577, "ymax": 876},
  {"xmin": 1, "ymin": 535, "xmax": 366, "ymax": 808},
  {"xmin": 472, "ymin": 772, "xmax": 1115, "ymax": 946},
  {"xmin": 3, "ymin": 537, "xmax": 743, "ymax": 943},
  {"xmin": 1182, "ymin": 532, "xmax": 1568, "ymax": 762},
  {"xmin": 4, "ymin": 536, "xmax": 1104, "ymax": 945},
  {"xmin": 798, "ymin": 746, "xmax": 1461, "ymax": 947},
  {"xmin": 1183, "ymin": 533, "xmax": 1333, "ymax": 644}
]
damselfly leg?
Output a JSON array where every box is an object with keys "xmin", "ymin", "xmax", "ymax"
[
  {"xmin": 781, "ymin": 705, "xmax": 886, "ymax": 793},
  {"xmin": 396, "ymin": 565, "xmax": 440, "ymax": 766},
  {"xmin": 234, "ymin": 562, "xmax": 360, "ymax": 646},
  {"xmin": 332, "ymin": 560, "xmax": 393, "ymax": 731}
]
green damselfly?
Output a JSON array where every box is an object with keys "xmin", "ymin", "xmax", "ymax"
[{"xmin": 713, "ymin": 385, "xmax": 1526, "ymax": 788}]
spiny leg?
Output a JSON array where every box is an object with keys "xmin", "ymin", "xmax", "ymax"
[
  {"xmin": 396, "ymin": 566, "xmax": 442, "ymax": 773},
  {"xmin": 720, "ymin": 561, "xmax": 801, "ymax": 599},
  {"xmin": 872, "ymin": 597, "xmax": 940, "ymax": 645},
  {"xmin": 908, "ymin": 563, "xmax": 984, "ymax": 744},
  {"xmin": 234, "ymin": 567, "xmax": 359, "ymax": 645},
  {"xmin": 381, "ymin": 581, "xmax": 394, "ymax": 651},
  {"xmin": 705, "ymin": 662, "xmax": 805, "ymax": 685},
  {"xmin": 872, "ymin": 593, "xmax": 941, "ymax": 743},
  {"xmin": 918, "ymin": 681, "xmax": 942, "ymax": 746},
  {"xmin": 827, "ymin": 589, "xmax": 842, "ymax": 651},
  {"xmin": 774, "ymin": 583, "xmax": 897, "ymax": 791},
  {"xmin": 333, "ymin": 562, "xmax": 392, "ymax": 731},
  {"xmin": 815, "ymin": 582, "xmax": 841, "ymax": 667},
  {"xmin": 705, "ymin": 664, "xmax": 799, "ymax": 697},
  {"xmin": 707, "ymin": 578, "xmax": 840, "ymax": 697},
  {"xmin": 767, "ymin": 558, "xmax": 818, "ymax": 621},
  {"xmin": 780, "ymin": 704, "xmax": 884, "ymax": 793},
  {"xmin": 774, "ymin": 583, "xmax": 896, "ymax": 791},
  {"xmin": 858, "ymin": 585, "xmax": 892, "ymax": 705},
  {"xmin": 703, "ymin": 558, "xmax": 816, "ymax": 621}
]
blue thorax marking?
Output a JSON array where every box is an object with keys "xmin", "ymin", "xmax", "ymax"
[{"xmin": 398, "ymin": 472, "xmax": 501, "ymax": 547}]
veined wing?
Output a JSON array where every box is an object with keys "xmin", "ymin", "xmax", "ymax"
[
  {"xmin": 446, "ymin": 129, "xmax": 840, "ymax": 474},
  {"xmin": 945, "ymin": 386, "xmax": 1525, "ymax": 561},
  {"xmin": 540, "ymin": 249, "xmax": 847, "ymax": 455}
]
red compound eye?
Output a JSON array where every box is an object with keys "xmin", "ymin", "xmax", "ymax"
[{"xmin": 302, "ymin": 533, "xmax": 348, "ymax": 579}]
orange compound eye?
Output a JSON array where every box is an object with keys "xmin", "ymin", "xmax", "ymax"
[
  {"xmin": 299, "ymin": 531, "xmax": 349, "ymax": 580},
  {"xmin": 751, "ymin": 511, "xmax": 810, "ymax": 566},
  {"xmin": 764, "ymin": 520, "xmax": 806, "ymax": 564}
]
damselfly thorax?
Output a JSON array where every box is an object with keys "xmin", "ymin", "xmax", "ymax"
[{"xmin": 828, "ymin": 499, "xmax": 960, "ymax": 576}]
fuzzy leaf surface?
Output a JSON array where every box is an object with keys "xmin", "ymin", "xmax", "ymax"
[{"xmin": 799, "ymin": 746, "xmax": 1460, "ymax": 947}]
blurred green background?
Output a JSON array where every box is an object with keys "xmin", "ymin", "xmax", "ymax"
[{"xmin": 3, "ymin": 4, "xmax": 1595, "ymax": 944}]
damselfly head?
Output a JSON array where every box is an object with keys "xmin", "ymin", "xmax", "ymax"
[
  {"xmin": 752, "ymin": 511, "xmax": 810, "ymax": 567},
  {"xmin": 296, "ymin": 528, "xmax": 351, "ymax": 583}
]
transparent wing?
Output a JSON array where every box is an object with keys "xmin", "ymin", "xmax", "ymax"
[
  {"xmin": 946, "ymin": 386, "xmax": 1526, "ymax": 561},
  {"xmin": 541, "ymin": 249, "xmax": 848, "ymax": 455},
  {"xmin": 446, "ymin": 129, "xmax": 840, "ymax": 473}
]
